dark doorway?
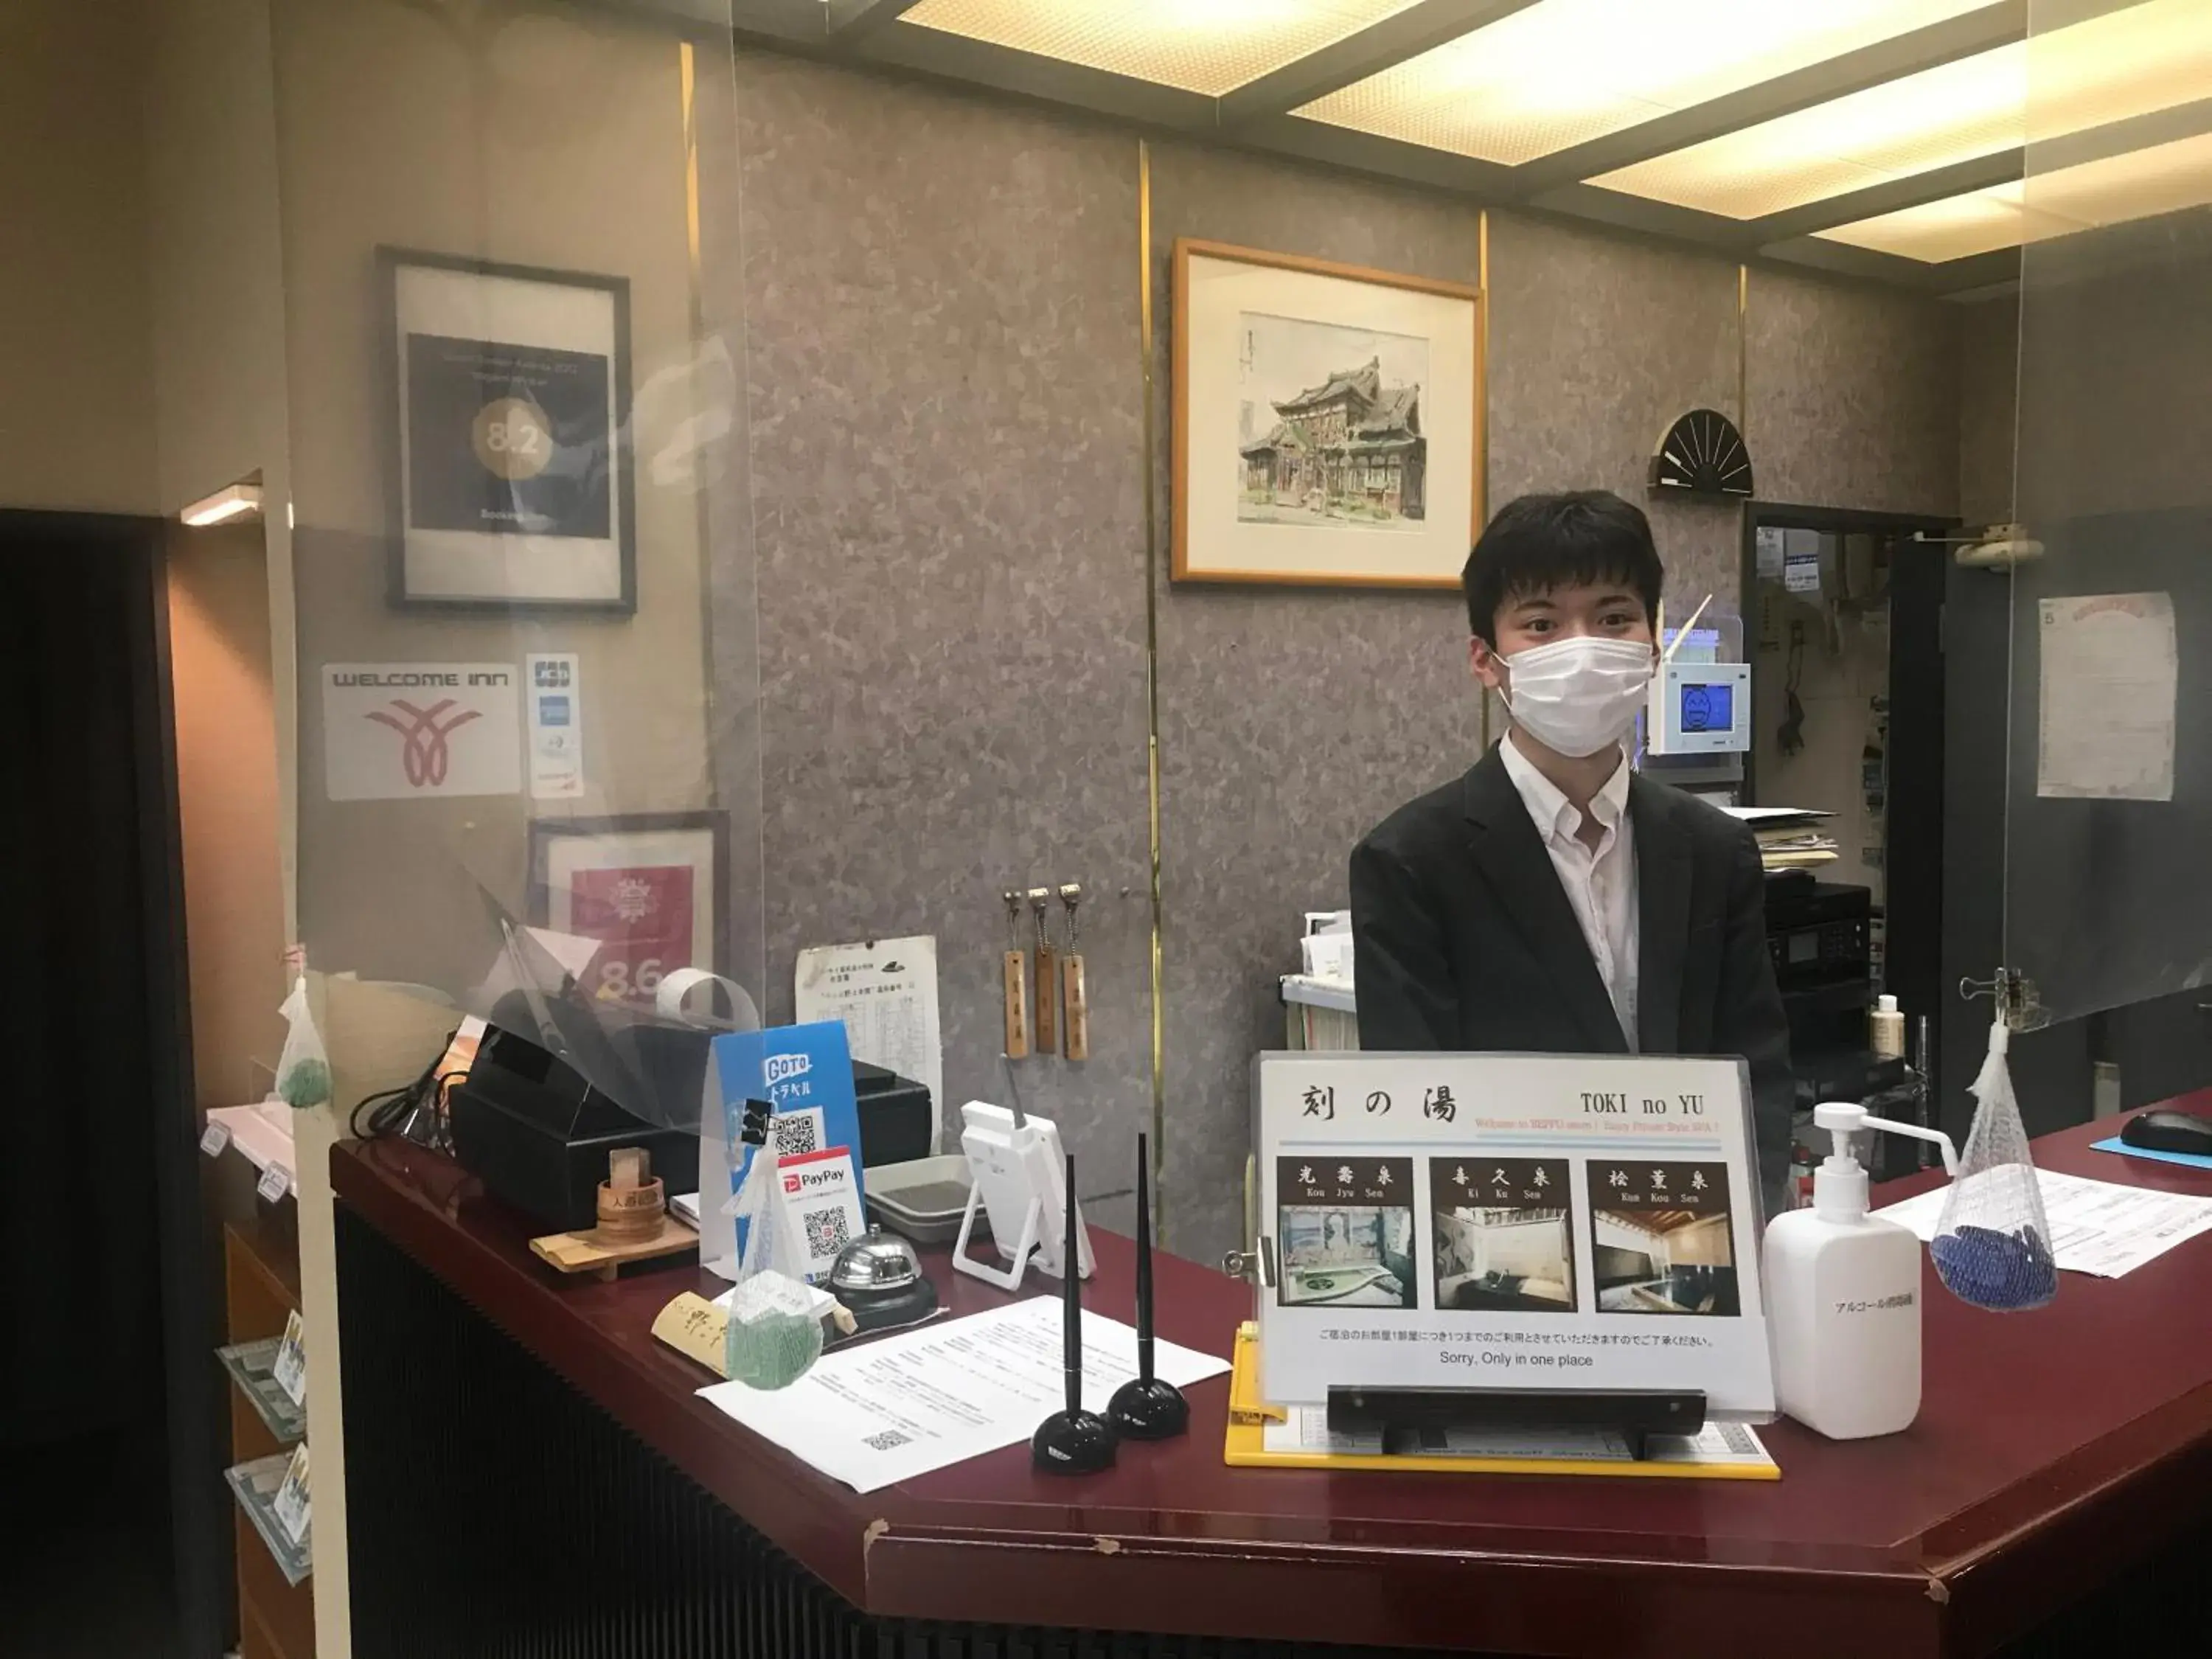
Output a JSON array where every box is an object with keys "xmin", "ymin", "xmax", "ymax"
[
  {"xmin": 1739, "ymin": 502, "xmax": 1955, "ymax": 1150},
  {"xmin": 0, "ymin": 509, "xmax": 210, "ymax": 1659}
]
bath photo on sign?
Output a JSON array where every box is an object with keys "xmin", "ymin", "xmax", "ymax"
[
  {"xmin": 1275, "ymin": 1156, "xmax": 1416, "ymax": 1308},
  {"xmin": 1429, "ymin": 1158, "xmax": 1577, "ymax": 1313},
  {"xmin": 1589, "ymin": 1161, "xmax": 1738, "ymax": 1316},
  {"xmin": 1236, "ymin": 313, "xmax": 1427, "ymax": 532}
]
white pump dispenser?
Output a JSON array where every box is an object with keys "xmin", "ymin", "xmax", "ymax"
[{"xmin": 1763, "ymin": 1103, "xmax": 1958, "ymax": 1440}]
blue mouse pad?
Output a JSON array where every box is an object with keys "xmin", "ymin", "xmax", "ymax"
[{"xmin": 2090, "ymin": 1135, "xmax": 2212, "ymax": 1172}]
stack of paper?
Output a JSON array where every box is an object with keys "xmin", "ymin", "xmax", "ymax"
[{"xmin": 1722, "ymin": 806, "xmax": 1840, "ymax": 872}]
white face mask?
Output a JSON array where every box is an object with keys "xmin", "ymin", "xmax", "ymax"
[{"xmin": 1500, "ymin": 635, "xmax": 1655, "ymax": 758}]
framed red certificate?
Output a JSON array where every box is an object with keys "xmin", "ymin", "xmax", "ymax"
[{"xmin": 527, "ymin": 812, "xmax": 727, "ymax": 1009}]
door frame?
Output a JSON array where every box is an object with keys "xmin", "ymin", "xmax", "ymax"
[{"xmin": 1738, "ymin": 501, "xmax": 1958, "ymax": 1104}]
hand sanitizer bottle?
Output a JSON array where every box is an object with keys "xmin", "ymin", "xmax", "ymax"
[{"xmin": 1763, "ymin": 1102, "xmax": 1956, "ymax": 1440}]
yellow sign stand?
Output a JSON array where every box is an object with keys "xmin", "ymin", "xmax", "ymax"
[{"xmin": 1223, "ymin": 1326, "xmax": 1780, "ymax": 1481}]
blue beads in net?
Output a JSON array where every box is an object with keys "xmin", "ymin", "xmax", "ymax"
[{"xmin": 1931, "ymin": 1223, "xmax": 2059, "ymax": 1311}]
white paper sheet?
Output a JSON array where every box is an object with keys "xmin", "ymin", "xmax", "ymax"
[
  {"xmin": 1261, "ymin": 1407, "xmax": 1774, "ymax": 1469},
  {"xmin": 1755, "ymin": 525, "xmax": 1786, "ymax": 583},
  {"xmin": 1783, "ymin": 527, "xmax": 1823, "ymax": 595},
  {"xmin": 697, "ymin": 1297, "xmax": 1229, "ymax": 1493},
  {"xmin": 795, "ymin": 936, "xmax": 943, "ymax": 1148},
  {"xmin": 1874, "ymin": 1167, "xmax": 2212, "ymax": 1279},
  {"xmin": 2036, "ymin": 591, "xmax": 2177, "ymax": 801}
]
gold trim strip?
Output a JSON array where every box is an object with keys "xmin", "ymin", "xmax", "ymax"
[
  {"xmin": 1138, "ymin": 139, "xmax": 1166, "ymax": 1229},
  {"xmin": 1478, "ymin": 207, "xmax": 1493, "ymax": 753},
  {"xmin": 1736, "ymin": 262, "xmax": 1750, "ymax": 437},
  {"xmin": 681, "ymin": 43, "xmax": 702, "ymax": 289}
]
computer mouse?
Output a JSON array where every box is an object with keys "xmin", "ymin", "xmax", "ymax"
[{"xmin": 2120, "ymin": 1109, "xmax": 2212, "ymax": 1156}]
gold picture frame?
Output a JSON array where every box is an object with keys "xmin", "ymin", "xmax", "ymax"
[{"xmin": 1172, "ymin": 238, "xmax": 1484, "ymax": 590}]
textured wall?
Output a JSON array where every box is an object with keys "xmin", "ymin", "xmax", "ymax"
[
  {"xmin": 1488, "ymin": 210, "xmax": 1745, "ymax": 625},
  {"xmin": 737, "ymin": 52, "xmax": 1155, "ymax": 1203},
  {"xmin": 1745, "ymin": 265, "xmax": 1961, "ymax": 518},
  {"xmin": 1144, "ymin": 142, "xmax": 1485, "ymax": 1257},
  {"xmin": 1958, "ymin": 293, "xmax": 2020, "ymax": 529},
  {"xmin": 717, "ymin": 56, "xmax": 1966, "ymax": 1259},
  {"xmin": 0, "ymin": 0, "xmax": 156, "ymax": 514}
]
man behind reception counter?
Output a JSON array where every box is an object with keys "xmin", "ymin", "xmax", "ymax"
[{"xmin": 1350, "ymin": 490, "xmax": 1793, "ymax": 1208}]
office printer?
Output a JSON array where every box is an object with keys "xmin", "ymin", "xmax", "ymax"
[
  {"xmin": 448, "ymin": 1018, "xmax": 705, "ymax": 1234},
  {"xmin": 1764, "ymin": 874, "xmax": 1904, "ymax": 1107},
  {"xmin": 448, "ymin": 1008, "xmax": 936, "ymax": 1232}
]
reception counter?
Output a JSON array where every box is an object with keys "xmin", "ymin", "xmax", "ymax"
[{"xmin": 330, "ymin": 1110, "xmax": 2212, "ymax": 1659}]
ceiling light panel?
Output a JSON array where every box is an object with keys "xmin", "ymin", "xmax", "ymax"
[
  {"xmin": 1595, "ymin": 0, "xmax": 2212, "ymax": 220},
  {"xmin": 1817, "ymin": 130, "xmax": 2212, "ymax": 262},
  {"xmin": 898, "ymin": 0, "xmax": 1426, "ymax": 98},
  {"xmin": 1293, "ymin": 0, "xmax": 1991, "ymax": 166}
]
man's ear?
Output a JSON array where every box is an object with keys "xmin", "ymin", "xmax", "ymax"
[{"xmin": 1469, "ymin": 635, "xmax": 1508, "ymax": 693}]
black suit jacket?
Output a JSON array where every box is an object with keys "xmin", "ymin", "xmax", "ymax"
[{"xmin": 1350, "ymin": 745, "xmax": 1795, "ymax": 1207}]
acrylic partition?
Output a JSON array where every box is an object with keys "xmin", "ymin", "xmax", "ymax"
[
  {"xmin": 276, "ymin": 0, "xmax": 761, "ymax": 1109},
  {"xmin": 1994, "ymin": 1, "xmax": 2212, "ymax": 1028},
  {"xmin": 268, "ymin": 4, "xmax": 759, "ymax": 1648}
]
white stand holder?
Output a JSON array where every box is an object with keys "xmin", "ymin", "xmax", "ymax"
[{"xmin": 952, "ymin": 1100, "xmax": 1093, "ymax": 1291}]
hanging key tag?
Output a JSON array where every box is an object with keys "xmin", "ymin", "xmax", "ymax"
[
  {"xmin": 1029, "ymin": 888, "xmax": 1057, "ymax": 1057},
  {"xmin": 1058, "ymin": 884, "xmax": 1088, "ymax": 1061},
  {"xmin": 1002, "ymin": 891, "xmax": 1030, "ymax": 1059}
]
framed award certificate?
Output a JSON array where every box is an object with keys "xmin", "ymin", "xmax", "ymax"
[
  {"xmin": 382, "ymin": 248, "xmax": 636, "ymax": 612},
  {"xmin": 527, "ymin": 813, "xmax": 728, "ymax": 1009}
]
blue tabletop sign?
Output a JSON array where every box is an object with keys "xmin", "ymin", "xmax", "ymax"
[{"xmin": 712, "ymin": 1020, "xmax": 865, "ymax": 1217}]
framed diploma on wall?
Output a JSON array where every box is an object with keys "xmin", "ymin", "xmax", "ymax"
[
  {"xmin": 528, "ymin": 813, "xmax": 728, "ymax": 1010},
  {"xmin": 382, "ymin": 248, "xmax": 636, "ymax": 612}
]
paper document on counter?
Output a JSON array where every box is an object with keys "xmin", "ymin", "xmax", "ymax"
[
  {"xmin": 1875, "ymin": 1168, "xmax": 2212, "ymax": 1279},
  {"xmin": 1262, "ymin": 1408, "xmax": 1775, "ymax": 1470},
  {"xmin": 697, "ymin": 1296, "xmax": 1229, "ymax": 1493}
]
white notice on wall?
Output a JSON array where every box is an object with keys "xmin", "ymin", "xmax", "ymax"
[
  {"xmin": 1754, "ymin": 525, "xmax": 1786, "ymax": 583},
  {"xmin": 795, "ymin": 935, "xmax": 942, "ymax": 1147},
  {"xmin": 524, "ymin": 653, "xmax": 585, "ymax": 799},
  {"xmin": 2036, "ymin": 592, "xmax": 2177, "ymax": 801},
  {"xmin": 1783, "ymin": 527, "xmax": 1823, "ymax": 595},
  {"xmin": 321, "ymin": 663, "xmax": 522, "ymax": 801}
]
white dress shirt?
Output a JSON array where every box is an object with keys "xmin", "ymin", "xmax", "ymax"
[{"xmin": 1498, "ymin": 733, "xmax": 1640, "ymax": 1051}]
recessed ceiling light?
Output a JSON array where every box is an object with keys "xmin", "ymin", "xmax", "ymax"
[
  {"xmin": 898, "ymin": 0, "xmax": 1426, "ymax": 98},
  {"xmin": 1595, "ymin": 0, "xmax": 2212, "ymax": 221},
  {"xmin": 1817, "ymin": 129, "xmax": 2212, "ymax": 263},
  {"xmin": 179, "ymin": 482, "xmax": 263, "ymax": 527},
  {"xmin": 1294, "ymin": 0, "xmax": 1991, "ymax": 167}
]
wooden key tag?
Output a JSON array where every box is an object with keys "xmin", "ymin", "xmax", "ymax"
[
  {"xmin": 1059, "ymin": 884, "xmax": 1088, "ymax": 1061},
  {"xmin": 1002, "ymin": 890, "xmax": 1030, "ymax": 1059}
]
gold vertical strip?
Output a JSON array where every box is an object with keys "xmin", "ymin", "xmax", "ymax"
[
  {"xmin": 1477, "ymin": 209, "xmax": 1490, "ymax": 508},
  {"xmin": 681, "ymin": 43, "xmax": 703, "ymax": 290},
  {"xmin": 1736, "ymin": 262, "xmax": 1750, "ymax": 437},
  {"xmin": 1137, "ymin": 139, "xmax": 1166, "ymax": 1228},
  {"xmin": 1478, "ymin": 207, "xmax": 1493, "ymax": 752}
]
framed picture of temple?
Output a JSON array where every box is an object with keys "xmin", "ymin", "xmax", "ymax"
[{"xmin": 1172, "ymin": 239, "xmax": 1483, "ymax": 588}]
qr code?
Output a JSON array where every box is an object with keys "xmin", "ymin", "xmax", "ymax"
[
  {"xmin": 771, "ymin": 1113, "xmax": 820, "ymax": 1157},
  {"xmin": 862, "ymin": 1429, "xmax": 911, "ymax": 1452},
  {"xmin": 804, "ymin": 1206, "xmax": 852, "ymax": 1259}
]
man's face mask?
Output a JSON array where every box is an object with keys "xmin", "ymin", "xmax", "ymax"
[{"xmin": 1500, "ymin": 635, "xmax": 1656, "ymax": 757}]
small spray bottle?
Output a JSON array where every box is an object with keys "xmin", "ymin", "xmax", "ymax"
[{"xmin": 1763, "ymin": 1102, "xmax": 1957, "ymax": 1440}]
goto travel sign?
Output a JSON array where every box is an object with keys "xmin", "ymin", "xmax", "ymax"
[{"xmin": 321, "ymin": 663, "xmax": 523, "ymax": 801}]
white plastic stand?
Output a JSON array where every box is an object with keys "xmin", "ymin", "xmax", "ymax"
[
  {"xmin": 951, "ymin": 1184, "xmax": 1040, "ymax": 1291},
  {"xmin": 950, "ymin": 1100, "xmax": 1093, "ymax": 1290}
]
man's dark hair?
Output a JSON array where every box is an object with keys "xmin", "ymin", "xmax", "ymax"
[{"xmin": 1461, "ymin": 490, "xmax": 1664, "ymax": 645}]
